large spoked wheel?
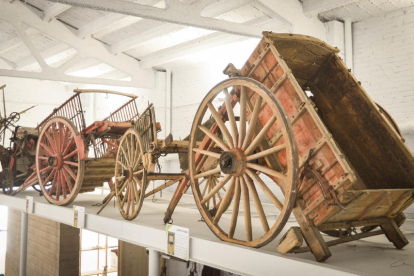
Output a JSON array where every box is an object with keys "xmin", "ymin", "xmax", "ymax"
[
  {"xmin": 189, "ymin": 77, "xmax": 299, "ymax": 248},
  {"xmin": 36, "ymin": 117, "xmax": 85, "ymax": 206},
  {"xmin": 2, "ymin": 168, "xmax": 14, "ymax": 195},
  {"xmin": 115, "ymin": 128, "xmax": 147, "ymax": 220}
]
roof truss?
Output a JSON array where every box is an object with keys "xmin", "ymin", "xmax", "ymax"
[{"xmin": 0, "ymin": 0, "xmax": 154, "ymax": 88}]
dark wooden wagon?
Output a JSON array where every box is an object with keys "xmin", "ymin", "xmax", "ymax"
[{"xmin": 12, "ymin": 89, "xmax": 139, "ymax": 206}]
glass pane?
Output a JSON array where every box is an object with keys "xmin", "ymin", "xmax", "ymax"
[
  {"xmin": 108, "ymin": 248, "xmax": 118, "ymax": 269},
  {"xmin": 81, "ymin": 250, "xmax": 98, "ymax": 273},
  {"xmin": 108, "ymin": 236, "xmax": 118, "ymax": 247},
  {"xmin": 98, "ymin": 248, "xmax": 107, "ymax": 270},
  {"xmin": 82, "ymin": 229, "xmax": 99, "ymax": 250},
  {"xmin": 99, "ymin": 234, "xmax": 106, "ymax": 247}
]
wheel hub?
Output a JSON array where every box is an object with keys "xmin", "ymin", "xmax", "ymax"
[
  {"xmin": 48, "ymin": 154, "xmax": 63, "ymax": 169},
  {"xmin": 219, "ymin": 148, "xmax": 246, "ymax": 176}
]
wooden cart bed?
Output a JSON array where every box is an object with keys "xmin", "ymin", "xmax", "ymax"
[{"xmin": 237, "ymin": 32, "xmax": 414, "ymax": 255}]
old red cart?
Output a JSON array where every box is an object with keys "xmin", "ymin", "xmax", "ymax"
[{"xmin": 12, "ymin": 89, "xmax": 139, "ymax": 206}]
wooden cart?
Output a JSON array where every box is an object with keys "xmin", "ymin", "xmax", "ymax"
[
  {"xmin": 109, "ymin": 32, "xmax": 414, "ymax": 262},
  {"xmin": 12, "ymin": 89, "xmax": 139, "ymax": 206}
]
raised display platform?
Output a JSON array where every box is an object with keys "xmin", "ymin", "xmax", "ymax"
[{"xmin": 1, "ymin": 189, "xmax": 414, "ymax": 276}]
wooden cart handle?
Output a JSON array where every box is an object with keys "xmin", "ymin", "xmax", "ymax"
[{"xmin": 73, "ymin": 89, "xmax": 137, "ymax": 99}]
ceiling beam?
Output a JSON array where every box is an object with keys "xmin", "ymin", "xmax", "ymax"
[
  {"xmin": 75, "ymin": 13, "xmax": 126, "ymax": 38},
  {"xmin": 44, "ymin": 0, "xmax": 275, "ymax": 38},
  {"xmin": 140, "ymin": 16, "xmax": 285, "ymax": 68},
  {"xmin": 0, "ymin": 28, "xmax": 39, "ymax": 55},
  {"xmin": 140, "ymin": 32, "xmax": 246, "ymax": 69},
  {"xmin": 301, "ymin": 0, "xmax": 360, "ymax": 16},
  {"xmin": 110, "ymin": 0, "xmax": 261, "ymax": 55},
  {"xmin": 201, "ymin": 0, "xmax": 251, "ymax": 17},
  {"xmin": 42, "ymin": 3, "xmax": 72, "ymax": 21},
  {"xmin": 110, "ymin": 20, "xmax": 181, "ymax": 54},
  {"xmin": 0, "ymin": 1, "xmax": 154, "ymax": 89},
  {"xmin": 15, "ymin": 43, "xmax": 70, "ymax": 70}
]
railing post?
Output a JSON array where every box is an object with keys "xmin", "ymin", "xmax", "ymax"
[
  {"xmin": 19, "ymin": 212, "xmax": 28, "ymax": 276},
  {"xmin": 148, "ymin": 249, "xmax": 160, "ymax": 276}
]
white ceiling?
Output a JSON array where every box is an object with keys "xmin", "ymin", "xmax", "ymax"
[{"xmin": 0, "ymin": 0, "xmax": 413, "ymax": 84}]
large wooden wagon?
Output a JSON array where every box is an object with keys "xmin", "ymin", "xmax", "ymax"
[
  {"xmin": 12, "ymin": 89, "xmax": 139, "ymax": 206},
  {"xmin": 109, "ymin": 32, "xmax": 414, "ymax": 262}
]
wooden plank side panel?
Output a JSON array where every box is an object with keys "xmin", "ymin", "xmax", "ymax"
[
  {"xmin": 310, "ymin": 55, "xmax": 414, "ymax": 189},
  {"xmin": 239, "ymin": 37, "xmax": 358, "ymax": 227}
]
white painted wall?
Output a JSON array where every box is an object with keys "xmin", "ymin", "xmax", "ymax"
[
  {"xmin": 353, "ymin": 6, "xmax": 414, "ymax": 136},
  {"xmin": 353, "ymin": 6, "xmax": 414, "ymax": 215}
]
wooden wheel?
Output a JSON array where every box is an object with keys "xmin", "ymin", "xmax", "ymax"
[
  {"xmin": 189, "ymin": 77, "xmax": 299, "ymax": 248},
  {"xmin": 36, "ymin": 117, "xmax": 85, "ymax": 206},
  {"xmin": 115, "ymin": 128, "xmax": 147, "ymax": 220},
  {"xmin": 2, "ymin": 168, "xmax": 14, "ymax": 195}
]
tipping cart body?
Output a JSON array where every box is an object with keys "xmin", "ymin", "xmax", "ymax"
[{"xmin": 240, "ymin": 32, "xmax": 414, "ymax": 261}]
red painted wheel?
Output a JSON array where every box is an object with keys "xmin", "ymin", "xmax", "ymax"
[{"xmin": 36, "ymin": 117, "xmax": 85, "ymax": 206}]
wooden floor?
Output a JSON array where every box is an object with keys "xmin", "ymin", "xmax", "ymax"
[{"xmin": 8, "ymin": 188, "xmax": 414, "ymax": 276}]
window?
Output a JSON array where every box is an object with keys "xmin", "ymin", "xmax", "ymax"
[{"xmin": 80, "ymin": 229, "xmax": 118, "ymax": 276}]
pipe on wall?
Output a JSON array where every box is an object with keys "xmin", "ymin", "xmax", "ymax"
[{"xmin": 344, "ymin": 18, "xmax": 353, "ymax": 70}]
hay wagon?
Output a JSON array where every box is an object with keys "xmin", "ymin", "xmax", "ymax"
[
  {"xmin": 12, "ymin": 89, "xmax": 140, "ymax": 206},
  {"xmin": 109, "ymin": 32, "xmax": 414, "ymax": 262}
]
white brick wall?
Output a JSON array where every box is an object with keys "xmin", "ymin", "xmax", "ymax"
[{"xmin": 353, "ymin": 6, "xmax": 414, "ymax": 127}]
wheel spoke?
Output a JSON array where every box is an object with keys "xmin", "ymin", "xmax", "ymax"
[
  {"xmin": 192, "ymin": 148, "xmax": 220, "ymax": 159},
  {"xmin": 228, "ymin": 177, "xmax": 241, "ymax": 238},
  {"xmin": 119, "ymin": 178, "xmax": 130, "ymax": 193},
  {"xmin": 246, "ymin": 169, "xmax": 283, "ymax": 211},
  {"xmin": 39, "ymin": 166, "xmax": 52, "ymax": 174},
  {"xmin": 117, "ymin": 160, "xmax": 128, "ymax": 171},
  {"xmin": 40, "ymin": 142, "xmax": 54, "ymax": 156},
  {"xmin": 62, "ymin": 137, "xmax": 75, "ymax": 156},
  {"xmin": 195, "ymin": 141, "xmax": 216, "ymax": 172},
  {"xmin": 62, "ymin": 168, "xmax": 73, "ymax": 193},
  {"xmin": 126, "ymin": 134, "xmax": 132, "ymax": 164},
  {"xmin": 244, "ymin": 116, "xmax": 276, "ymax": 156},
  {"xmin": 238, "ymin": 86, "xmax": 247, "ymax": 148},
  {"xmin": 213, "ymin": 176, "xmax": 236, "ymax": 224},
  {"xmin": 243, "ymin": 174, "xmax": 269, "ymax": 232},
  {"xmin": 202, "ymin": 179, "xmax": 210, "ymax": 197},
  {"xmin": 133, "ymin": 169, "xmax": 144, "ymax": 176},
  {"xmin": 58, "ymin": 123, "xmax": 64, "ymax": 152},
  {"xmin": 42, "ymin": 168, "xmax": 56, "ymax": 186},
  {"xmin": 55, "ymin": 171, "xmax": 61, "ymax": 201},
  {"xmin": 246, "ymin": 144, "xmax": 286, "ymax": 161},
  {"xmin": 197, "ymin": 178, "xmax": 207, "ymax": 187},
  {"xmin": 64, "ymin": 160, "xmax": 79, "ymax": 167},
  {"xmin": 60, "ymin": 171, "xmax": 67, "ymax": 199},
  {"xmin": 194, "ymin": 167, "xmax": 221, "ymax": 180},
  {"xmin": 60, "ymin": 124, "xmax": 68, "ymax": 152},
  {"xmin": 52, "ymin": 123, "xmax": 60, "ymax": 152},
  {"xmin": 133, "ymin": 176, "xmax": 143, "ymax": 190},
  {"xmin": 64, "ymin": 149, "xmax": 78, "ymax": 160},
  {"xmin": 223, "ymin": 88, "xmax": 238, "ymax": 147},
  {"xmin": 120, "ymin": 145, "xmax": 130, "ymax": 167},
  {"xmin": 63, "ymin": 165, "xmax": 77, "ymax": 181},
  {"xmin": 130, "ymin": 180, "xmax": 136, "ymax": 214},
  {"xmin": 201, "ymin": 174, "xmax": 231, "ymax": 204},
  {"xmin": 198, "ymin": 125, "xmax": 230, "ymax": 151},
  {"xmin": 38, "ymin": 156, "xmax": 48, "ymax": 160},
  {"xmin": 207, "ymin": 103, "xmax": 234, "ymax": 149},
  {"xmin": 246, "ymin": 163, "xmax": 287, "ymax": 183},
  {"xmin": 48, "ymin": 170, "xmax": 58, "ymax": 196},
  {"xmin": 120, "ymin": 183, "xmax": 129, "ymax": 208},
  {"xmin": 242, "ymin": 96, "xmax": 262, "ymax": 150}
]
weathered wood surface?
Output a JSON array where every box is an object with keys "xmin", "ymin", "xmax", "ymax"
[
  {"xmin": 237, "ymin": 32, "xmax": 414, "ymax": 260},
  {"xmin": 5, "ymin": 209, "xmax": 80, "ymax": 276}
]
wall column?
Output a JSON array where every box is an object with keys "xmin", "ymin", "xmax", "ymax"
[
  {"xmin": 148, "ymin": 249, "xmax": 160, "ymax": 276},
  {"xmin": 19, "ymin": 212, "xmax": 28, "ymax": 276}
]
